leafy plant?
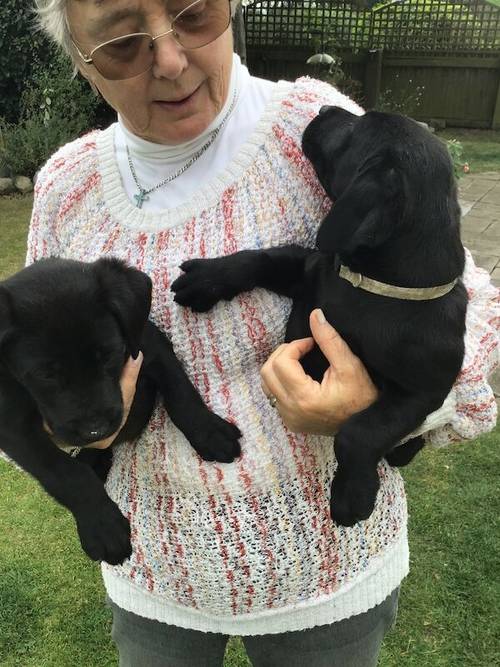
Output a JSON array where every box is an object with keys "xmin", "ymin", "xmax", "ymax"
[
  {"xmin": 443, "ymin": 138, "xmax": 469, "ymax": 179},
  {"xmin": 375, "ymin": 75, "xmax": 426, "ymax": 117},
  {"xmin": 0, "ymin": 53, "xmax": 99, "ymax": 177},
  {"xmin": 0, "ymin": 1, "xmax": 56, "ymax": 123}
]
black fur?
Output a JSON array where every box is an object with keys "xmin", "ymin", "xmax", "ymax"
[
  {"xmin": 171, "ymin": 107, "xmax": 467, "ymax": 527},
  {"xmin": 0, "ymin": 257, "xmax": 241, "ymax": 564}
]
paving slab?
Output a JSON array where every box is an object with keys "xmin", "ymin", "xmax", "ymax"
[
  {"xmin": 461, "ymin": 216, "xmax": 491, "ymax": 234},
  {"xmin": 458, "ymin": 173, "xmax": 500, "ymax": 279},
  {"xmin": 463, "ymin": 183, "xmax": 496, "ymax": 198},
  {"xmin": 463, "ymin": 176, "xmax": 500, "ymax": 403},
  {"xmin": 482, "ymin": 191, "xmax": 500, "ymax": 207},
  {"xmin": 469, "ymin": 201, "xmax": 500, "ymax": 218},
  {"xmin": 468, "ymin": 252, "xmax": 499, "ymax": 273},
  {"xmin": 477, "ymin": 172, "xmax": 500, "ymax": 181}
]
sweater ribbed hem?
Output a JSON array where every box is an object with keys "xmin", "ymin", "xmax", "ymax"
[{"xmin": 102, "ymin": 530, "xmax": 408, "ymax": 635}]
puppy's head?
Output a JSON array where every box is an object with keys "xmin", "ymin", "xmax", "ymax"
[
  {"xmin": 0, "ymin": 257, "xmax": 151, "ymax": 446},
  {"xmin": 302, "ymin": 106, "xmax": 457, "ymax": 257}
]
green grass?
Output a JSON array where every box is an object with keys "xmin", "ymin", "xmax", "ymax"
[
  {"xmin": 0, "ymin": 194, "xmax": 33, "ymax": 280},
  {"xmin": 1, "ymin": 187, "xmax": 499, "ymax": 666},
  {"xmin": 1, "ymin": 431, "xmax": 498, "ymax": 666},
  {"xmin": 438, "ymin": 129, "xmax": 500, "ymax": 175}
]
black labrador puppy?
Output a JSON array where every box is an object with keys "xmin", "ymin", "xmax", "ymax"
[
  {"xmin": 0, "ymin": 257, "xmax": 241, "ymax": 564},
  {"xmin": 171, "ymin": 107, "xmax": 467, "ymax": 527}
]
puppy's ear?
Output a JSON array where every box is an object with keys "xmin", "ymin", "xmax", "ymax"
[
  {"xmin": 95, "ymin": 258, "xmax": 152, "ymax": 359},
  {"xmin": 0, "ymin": 286, "xmax": 14, "ymax": 353},
  {"xmin": 317, "ymin": 153, "xmax": 400, "ymax": 255}
]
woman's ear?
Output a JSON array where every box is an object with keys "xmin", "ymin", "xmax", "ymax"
[
  {"xmin": 76, "ymin": 67, "xmax": 101, "ymax": 96},
  {"xmin": 72, "ymin": 55, "xmax": 101, "ymax": 96}
]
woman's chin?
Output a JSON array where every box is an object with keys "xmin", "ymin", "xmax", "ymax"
[{"xmin": 144, "ymin": 109, "xmax": 217, "ymax": 145}]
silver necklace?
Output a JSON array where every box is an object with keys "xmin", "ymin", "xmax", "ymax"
[{"xmin": 127, "ymin": 91, "xmax": 237, "ymax": 209}]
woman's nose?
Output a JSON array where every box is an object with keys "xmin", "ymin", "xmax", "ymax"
[{"xmin": 151, "ymin": 32, "xmax": 187, "ymax": 80}]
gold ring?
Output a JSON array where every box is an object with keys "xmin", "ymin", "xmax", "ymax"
[{"xmin": 268, "ymin": 394, "xmax": 278, "ymax": 408}]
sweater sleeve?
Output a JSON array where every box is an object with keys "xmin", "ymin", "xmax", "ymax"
[
  {"xmin": 412, "ymin": 249, "xmax": 499, "ymax": 447},
  {"xmin": 25, "ymin": 131, "xmax": 99, "ymax": 266},
  {"xmin": 25, "ymin": 161, "xmax": 63, "ymax": 266}
]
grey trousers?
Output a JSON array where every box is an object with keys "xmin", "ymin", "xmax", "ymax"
[{"xmin": 108, "ymin": 588, "xmax": 399, "ymax": 667}]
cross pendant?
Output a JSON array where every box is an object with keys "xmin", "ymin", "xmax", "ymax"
[{"xmin": 134, "ymin": 189, "xmax": 149, "ymax": 209}]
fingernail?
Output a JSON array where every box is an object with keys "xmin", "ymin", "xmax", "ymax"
[
  {"xmin": 132, "ymin": 351, "xmax": 143, "ymax": 365},
  {"xmin": 315, "ymin": 309, "xmax": 327, "ymax": 325}
]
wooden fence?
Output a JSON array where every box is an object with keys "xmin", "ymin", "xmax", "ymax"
[{"xmin": 243, "ymin": 1, "xmax": 500, "ymax": 129}]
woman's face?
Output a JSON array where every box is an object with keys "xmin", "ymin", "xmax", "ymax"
[{"xmin": 67, "ymin": 0, "xmax": 234, "ymax": 145}]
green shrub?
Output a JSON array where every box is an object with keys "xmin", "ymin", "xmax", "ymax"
[
  {"xmin": 0, "ymin": 1, "xmax": 55, "ymax": 123},
  {"xmin": 443, "ymin": 138, "xmax": 468, "ymax": 179},
  {"xmin": 0, "ymin": 53, "xmax": 99, "ymax": 177}
]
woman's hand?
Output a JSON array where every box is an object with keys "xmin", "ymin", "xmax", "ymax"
[
  {"xmin": 87, "ymin": 353, "xmax": 144, "ymax": 449},
  {"xmin": 260, "ymin": 310, "xmax": 377, "ymax": 435}
]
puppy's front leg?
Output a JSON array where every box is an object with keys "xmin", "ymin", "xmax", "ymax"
[
  {"xmin": 330, "ymin": 390, "xmax": 440, "ymax": 526},
  {"xmin": 0, "ymin": 409, "xmax": 131, "ymax": 564},
  {"xmin": 141, "ymin": 322, "xmax": 241, "ymax": 463},
  {"xmin": 171, "ymin": 245, "xmax": 314, "ymax": 312}
]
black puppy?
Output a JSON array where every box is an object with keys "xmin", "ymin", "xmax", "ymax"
[
  {"xmin": 171, "ymin": 107, "xmax": 467, "ymax": 527},
  {"xmin": 0, "ymin": 257, "xmax": 241, "ymax": 564}
]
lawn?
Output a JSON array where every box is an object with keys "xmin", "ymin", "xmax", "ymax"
[
  {"xmin": 438, "ymin": 129, "xmax": 500, "ymax": 174},
  {"xmin": 0, "ymin": 192, "xmax": 499, "ymax": 666}
]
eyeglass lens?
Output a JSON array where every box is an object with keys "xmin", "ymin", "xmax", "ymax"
[{"xmin": 91, "ymin": 0, "xmax": 230, "ymax": 80}]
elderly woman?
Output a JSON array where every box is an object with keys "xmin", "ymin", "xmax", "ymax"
[{"xmin": 32, "ymin": 1, "xmax": 498, "ymax": 665}]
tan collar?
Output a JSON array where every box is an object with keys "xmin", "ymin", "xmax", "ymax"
[{"xmin": 339, "ymin": 264, "xmax": 458, "ymax": 300}]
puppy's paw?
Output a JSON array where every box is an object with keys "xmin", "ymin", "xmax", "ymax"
[
  {"xmin": 171, "ymin": 259, "xmax": 230, "ymax": 312},
  {"xmin": 330, "ymin": 466, "xmax": 380, "ymax": 527},
  {"xmin": 191, "ymin": 414, "xmax": 242, "ymax": 463},
  {"xmin": 385, "ymin": 436, "xmax": 424, "ymax": 467},
  {"xmin": 76, "ymin": 498, "xmax": 132, "ymax": 565}
]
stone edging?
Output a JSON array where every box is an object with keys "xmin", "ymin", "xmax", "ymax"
[{"xmin": 0, "ymin": 175, "xmax": 34, "ymax": 195}]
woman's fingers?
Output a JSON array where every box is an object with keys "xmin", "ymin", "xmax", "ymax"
[
  {"xmin": 260, "ymin": 338, "xmax": 314, "ymax": 399},
  {"xmin": 88, "ymin": 352, "xmax": 144, "ymax": 450},
  {"xmin": 260, "ymin": 310, "xmax": 378, "ymax": 435},
  {"xmin": 120, "ymin": 352, "xmax": 144, "ymax": 413},
  {"xmin": 309, "ymin": 309, "xmax": 359, "ymax": 377}
]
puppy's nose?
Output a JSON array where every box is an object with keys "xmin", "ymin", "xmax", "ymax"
[
  {"xmin": 81, "ymin": 424, "xmax": 112, "ymax": 443},
  {"xmin": 319, "ymin": 105, "xmax": 332, "ymax": 115}
]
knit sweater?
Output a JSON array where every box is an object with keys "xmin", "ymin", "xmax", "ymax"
[{"xmin": 26, "ymin": 77, "xmax": 499, "ymax": 635}]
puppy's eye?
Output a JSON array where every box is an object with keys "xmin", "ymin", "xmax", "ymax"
[{"xmin": 35, "ymin": 366, "xmax": 60, "ymax": 382}]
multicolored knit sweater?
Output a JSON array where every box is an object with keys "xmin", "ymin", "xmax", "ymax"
[{"xmin": 27, "ymin": 78, "xmax": 499, "ymax": 635}]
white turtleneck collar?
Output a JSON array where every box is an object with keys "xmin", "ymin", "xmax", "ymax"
[
  {"xmin": 118, "ymin": 52, "xmax": 244, "ymax": 164},
  {"xmin": 114, "ymin": 53, "xmax": 276, "ymax": 212}
]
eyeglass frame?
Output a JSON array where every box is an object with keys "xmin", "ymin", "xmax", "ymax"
[{"xmin": 71, "ymin": 0, "xmax": 231, "ymax": 80}]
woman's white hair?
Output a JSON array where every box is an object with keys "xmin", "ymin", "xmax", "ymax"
[{"xmin": 35, "ymin": 0, "xmax": 242, "ymax": 58}]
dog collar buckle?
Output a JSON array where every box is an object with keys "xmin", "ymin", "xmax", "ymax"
[{"xmin": 350, "ymin": 272, "xmax": 363, "ymax": 288}]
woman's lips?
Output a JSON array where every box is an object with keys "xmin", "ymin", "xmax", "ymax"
[{"xmin": 154, "ymin": 85, "xmax": 201, "ymax": 110}]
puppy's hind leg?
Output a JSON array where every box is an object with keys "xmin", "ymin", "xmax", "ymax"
[
  {"xmin": 331, "ymin": 390, "xmax": 437, "ymax": 526},
  {"xmin": 385, "ymin": 436, "xmax": 425, "ymax": 467}
]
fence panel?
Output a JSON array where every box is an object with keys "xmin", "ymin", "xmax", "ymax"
[{"xmin": 244, "ymin": 1, "xmax": 500, "ymax": 128}]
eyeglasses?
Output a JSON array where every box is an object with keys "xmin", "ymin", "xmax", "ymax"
[{"xmin": 72, "ymin": 0, "xmax": 231, "ymax": 81}]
